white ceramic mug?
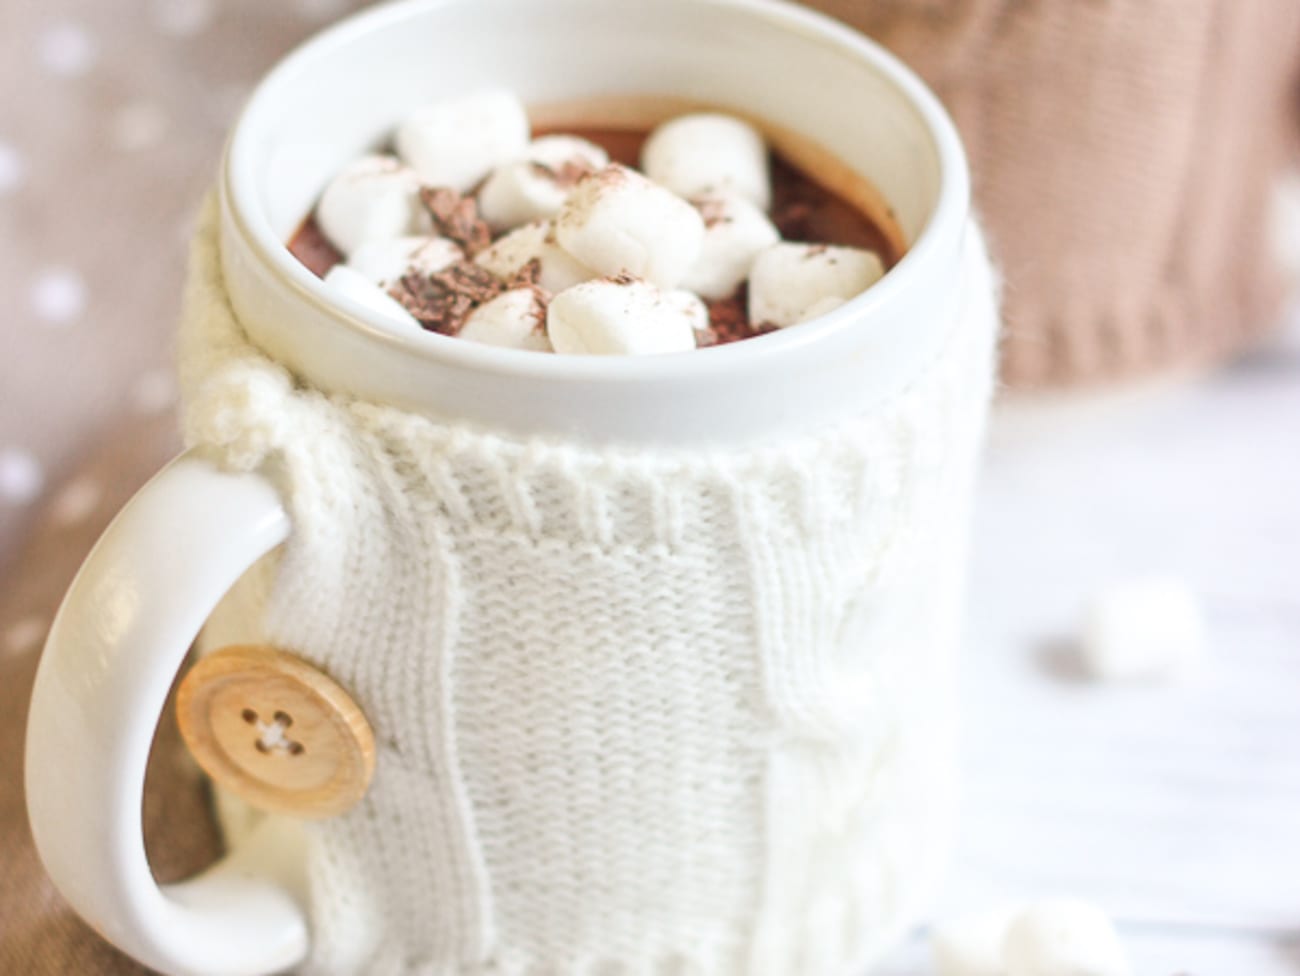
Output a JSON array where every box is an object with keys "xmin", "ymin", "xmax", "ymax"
[{"xmin": 26, "ymin": 2, "xmax": 994, "ymax": 974}]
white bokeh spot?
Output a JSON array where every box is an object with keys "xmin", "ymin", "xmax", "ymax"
[
  {"xmin": 50, "ymin": 476, "xmax": 104, "ymax": 527},
  {"xmin": 111, "ymin": 101, "xmax": 169, "ymax": 153},
  {"xmin": 4, "ymin": 616, "xmax": 48, "ymax": 658},
  {"xmin": 38, "ymin": 22, "xmax": 99, "ymax": 78},
  {"xmin": 0, "ymin": 141, "xmax": 24, "ymax": 196},
  {"xmin": 30, "ymin": 267, "xmax": 87, "ymax": 325},
  {"xmin": 0, "ymin": 448, "xmax": 44, "ymax": 505},
  {"xmin": 151, "ymin": 0, "xmax": 216, "ymax": 37}
]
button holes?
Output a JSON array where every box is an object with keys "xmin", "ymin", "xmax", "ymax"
[{"xmin": 242, "ymin": 708, "xmax": 303, "ymax": 757}]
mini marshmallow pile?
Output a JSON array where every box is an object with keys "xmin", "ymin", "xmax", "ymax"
[
  {"xmin": 933, "ymin": 899, "xmax": 1132, "ymax": 976},
  {"xmin": 310, "ymin": 90, "xmax": 885, "ymax": 355}
]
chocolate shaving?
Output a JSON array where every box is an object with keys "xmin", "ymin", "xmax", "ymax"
[
  {"xmin": 504, "ymin": 258, "xmax": 542, "ymax": 290},
  {"xmin": 389, "ymin": 261, "xmax": 505, "ymax": 335},
  {"xmin": 418, "ymin": 186, "xmax": 491, "ymax": 257},
  {"xmin": 606, "ymin": 271, "xmax": 639, "ymax": 286}
]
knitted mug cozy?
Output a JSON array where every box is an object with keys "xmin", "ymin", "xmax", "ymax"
[
  {"xmin": 180, "ymin": 198, "xmax": 1000, "ymax": 975},
  {"xmin": 803, "ymin": 0, "xmax": 1300, "ymax": 388}
]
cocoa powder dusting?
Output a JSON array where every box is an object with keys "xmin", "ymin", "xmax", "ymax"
[
  {"xmin": 419, "ymin": 187, "xmax": 491, "ymax": 257},
  {"xmin": 389, "ymin": 261, "xmax": 505, "ymax": 335},
  {"xmin": 522, "ymin": 286, "xmax": 550, "ymax": 331},
  {"xmin": 529, "ymin": 157, "xmax": 597, "ymax": 188},
  {"xmin": 693, "ymin": 196, "xmax": 732, "ymax": 229},
  {"xmin": 504, "ymin": 258, "xmax": 542, "ymax": 290},
  {"xmin": 284, "ymin": 125, "xmax": 901, "ymax": 346}
]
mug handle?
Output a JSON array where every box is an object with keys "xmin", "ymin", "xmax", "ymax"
[{"xmin": 25, "ymin": 450, "xmax": 310, "ymax": 976}]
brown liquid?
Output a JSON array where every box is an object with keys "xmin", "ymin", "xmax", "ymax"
[{"xmin": 288, "ymin": 111, "xmax": 901, "ymax": 344}]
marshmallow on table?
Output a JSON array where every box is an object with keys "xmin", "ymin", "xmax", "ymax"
[
  {"xmin": 459, "ymin": 288, "xmax": 552, "ymax": 352},
  {"xmin": 681, "ymin": 189, "xmax": 781, "ymax": 300},
  {"xmin": 1082, "ymin": 577, "xmax": 1207, "ymax": 681},
  {"xmin": 748, "ymin": 242, "xmax": 884, "ymax": 327},
  {"xmin": 346, "ymin": 235, "xmax": 464, "ymax": 287},
  {"xmin": 316, "ymin": 154, "xmax": 431, "ymax": 256},
  {"xmin": 477, "ymin": 135, "xmax": 610, "ymax": 232},
  {"xmin": 641, "ymin": 112, "xmax": 771, "ymax": 210},
  {"xmin": 395, "ymin": 89, "xmax": 530, "ymax": 193},
  {"xmin": 474, "ymin": 219, "xmax": 595, "ymax": 293},
  {"xmin": 547, "ymin": 276, "xmax": 698, "ymax": 355},
  {"xmin": 1003, "ymin": 899, "xmax": 1132, "ymax": 976},
  {"xmin": 323, "ymin": 265, "xmax": 422, "ymax": 334},
  {"xmin": 555, "ymin": 164, "xmax": 705, "ymax": 288},
  {"xmin": 931, "ymin": 906, "xmax": 1020, "ymax": 976}
]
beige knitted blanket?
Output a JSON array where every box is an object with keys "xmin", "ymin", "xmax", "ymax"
[{"xmin": 807, "ymin": 0, "xmax": 1300, "ymax": 387}]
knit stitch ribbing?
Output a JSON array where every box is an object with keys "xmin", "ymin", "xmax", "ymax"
[{"xmin": 184, "ymin": 200, "xmax": 998, "ymax": 975}]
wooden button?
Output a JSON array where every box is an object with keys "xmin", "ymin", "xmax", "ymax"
[{"xmin": 177, "ymin": 644, "xmax": 375, "ymax": 819}]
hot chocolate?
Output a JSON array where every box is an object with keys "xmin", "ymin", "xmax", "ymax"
[{"xmin": 287, "ymin": 91, "xmax": 903, "ymax": 353}]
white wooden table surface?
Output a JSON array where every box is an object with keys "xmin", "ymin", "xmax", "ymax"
[{"xmin": 878, "ymin": 307, "xmax": 1300, "ymax": 975}]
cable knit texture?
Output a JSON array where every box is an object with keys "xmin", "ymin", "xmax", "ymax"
[{"xmin": 181, "ymin": 198, "xmax": 999, "ymax": 976}]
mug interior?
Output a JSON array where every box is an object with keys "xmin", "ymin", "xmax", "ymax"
[
  {"xmin": 242, "ymin": 0, "xmax": 944, "ymax": 246},
  {"xmin": 221, "ymin": 0, "xmax": 969, "ymax": 445}
]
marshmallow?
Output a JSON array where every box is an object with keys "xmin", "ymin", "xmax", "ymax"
[
  {"xmin": 681, "ymin": 190, "xmax": 781, "ymax": 300},
  {"xmin": 666, "ymin": 288, "xmax": 709, "ymax": 334},
  {"xmin": 395, "ymin": 89, "xmax": 530, "ymax": 192},
  {"xmin": 316, "ymin": 154, "xmax": 430, "ymax": 256},
  {"xmin": 530, "ymin": 134, "xmax": 611, "ymax": 172},
  {"xmin": 931, "ymin": 907, "xmax": 1020, "ymax": 976},
  {"xmin": 555, "ymin": 164, "xmax": 705, "ymax": 288},
  {"xmin": 474, "ymin": 220, "xmax": 596, "ymax": 293},
  {"xmin": 323, "ymin": 265, "xmax": 422, "ymax": 334},
  {"xmin": 799, "ymin": 295, "xmax": 848, "ymax": 323},
  {"xmin": 458, "ymin": 287, "xmax": 552, "ymax": 352},
  {"xmin": 346, "ymin": 236, "xmax": 464, "ymax": 287},
  {"xmin": 1082, "ymin": 577, "xmax": 1207, "ymax": 681},
  {"xmin": 641, "ymin": 112, "xmax": 771, "ymax": 210},
  {"xmin": 748, "ymin": 242, "xmax": 884, "ymax": 327},
  {"xmin": 547, "ymin": 276, "xmax": 698, "ymax": 355},
  {"xmin": 477, "ymin": 135, "xmax": 610, "ymax": 232},
  {"xmin": 1003, "ymin": 900, "xmax": 1132, "ymax": 976}
]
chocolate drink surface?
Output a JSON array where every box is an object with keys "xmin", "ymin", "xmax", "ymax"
[{"xmin": 288, "ymin": 125, "xmax": 899, "ymax": 346}]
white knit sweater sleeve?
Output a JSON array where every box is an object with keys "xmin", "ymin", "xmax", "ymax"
[{"xmin": 182, "ymin": 198, "xmax": 1000, "ymax": 976}]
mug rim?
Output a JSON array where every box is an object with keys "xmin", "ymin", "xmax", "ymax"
[{"xmin": 222, "ymin": 0, "xmax": 970, "ymax": 388}]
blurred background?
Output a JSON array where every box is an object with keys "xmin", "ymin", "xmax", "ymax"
[{"xmin": 1, "ymin": 1, "xmax": 1298, "ymax": 973}]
